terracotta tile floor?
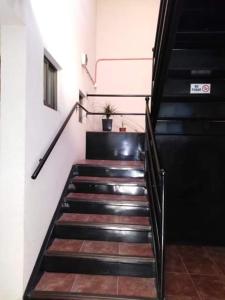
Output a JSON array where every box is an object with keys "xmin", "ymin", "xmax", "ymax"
[
  {"xmin": 166, "ymin": 244, "xmax": 225, "ymax": 300},
  {"xmin": 58, "ymin": 213, "xmax": 149, "ymax": 225},
  {"xmin": 48, "ymin": 239, "xmax": 154, "ymax": 257},
  {"xmin": 35, "ymin": 273, "xmax": 156, "ymax": 298}
]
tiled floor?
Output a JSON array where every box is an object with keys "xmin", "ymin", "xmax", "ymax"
[
  {"xmin": 35, "ymin": 243, "xmax": 225, "ymax": 299},
  {"xmin": 35, "ymin": 273, "xmax": 157, "ymax": 298},
  {"xmin": 48, "ymin": 239, "xmax": 153, "ymax": 257},
  {"xmin": 165, "ymin": 244, "xmax": 225, "ymax": 300}
]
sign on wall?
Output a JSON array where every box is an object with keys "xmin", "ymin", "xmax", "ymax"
[{"xmin": 190, "ymin": 83, "xmax": 211, "ymax": 94}]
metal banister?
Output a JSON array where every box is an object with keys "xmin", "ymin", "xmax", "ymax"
[
  {"xmin": 31, "ymin": 102, "xmax": 79, "ymax": 179},
  {"xmin": 31, "ymin": 101, "xmax": 146, "ymax": 180},
  {"xmin": 145, "ymin": 96, "xmax": 166, "ymax": 300},
  {"xmin": 87, "ymin": 93, "xmax": 151, "ymax": 98}
]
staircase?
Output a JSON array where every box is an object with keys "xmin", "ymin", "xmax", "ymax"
[
  {"xmin": 25, "ymin": 159, "xmax": 161, "ymax": 300},
  {"xmin": 151, "ymin": 0, "xmax": 225, "ymax": 245}
]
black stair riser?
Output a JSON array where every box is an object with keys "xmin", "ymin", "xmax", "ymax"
[
  {"xmin": 68, "ymin": 183, "xmax": 146, "ymax": 196},
  {"xmin": 175, "ymin": 32, "xmax": 225, "ymax": 49},
  {"xmin": 54, "ymin": 225, "xmax": 151, "ymax": 243},
  {"xmin": 74, "ymin": 166, "xmax": 144, "ymax": 178},
  {"xmin": 158, "ymin": 102, "xmax": 225, "ymax": 120},
  {"xmin": 168, "ymin": 69, "xmax": 225, "ymax": 79},
  {"xmin": 86, "ymin": 132, "xmax": 145, "ymax": 161},
  {"xmin": 43, "ymin": 256, "xmax": 155, "ymax": 277},
  {"xmin": 163, "ymin": 78, "xmax": 225, "ymax": 99},
  {"xmin": 62, "ymin": 201, "xmax": 149, "ymax": 216},
  {"xmin": 156, "ymin": 120, "xmax": 225, "ymax": 136},
  {"xmin": 169, "ymin": 49, "xmax": 225, "ymax": 71},
  {"xmin": 28, "ymin": 290, "xmax": 158, "ymax": 300}
]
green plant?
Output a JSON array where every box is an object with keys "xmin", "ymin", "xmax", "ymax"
[
  {"xmin": 103, "ymin": 104, "xmax": 116, "ymax": 119},
  {"xmin": 121, "ymin": 121, "xmax": 126, "ymax": 128}
]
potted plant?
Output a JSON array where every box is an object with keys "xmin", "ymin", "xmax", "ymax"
[
  {"xmin": 119, "ymin": 120, "xmax": 126, "ymax": 132},
  {"xmin": 102, "ymin": 104, "xmax": 116, "ymax": 131}
]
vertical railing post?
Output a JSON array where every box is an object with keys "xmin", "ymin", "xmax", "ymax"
[
  {"xmin": 145, "ymin": 96, "xmax": 150, "ymax": 108},
  {"xmin": 145, "ymin": 97, "xmax": 150, "ymax": 177},
  {"xmin": 160, "ymin": 169, "xmax": 166, "ymax": 300}
]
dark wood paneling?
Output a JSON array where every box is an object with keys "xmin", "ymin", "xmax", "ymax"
[{"xmin": 86, "ymin": 132, "xmax": 145, "ymax": 161}]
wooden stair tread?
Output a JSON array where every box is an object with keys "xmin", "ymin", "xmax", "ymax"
[
  {"xmin": 72, "ymin": 176, "xmax": 145, "ymax": 185},
  {"xmin": 76, "ymin": 160, "xmax": 144, "ymax": 169},
  {"xmin": 47, "ymin": 239, "xmax": 153, "ymax": 258},
  {"xmin": 33, "ymin": 273, "xmax": 157, "ymax": 299},
  {"xmin": 57, "ymin": 214, "xmax": 150, "ymax": 226}
]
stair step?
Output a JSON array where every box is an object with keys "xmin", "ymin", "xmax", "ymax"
[
  {"xmin": 54, "ymin": 214, "xmax": 151, "ymax": 243},
  {"xmin": 74, "ymin": 160, "xmax": 144, "ymax": 178},
  {"xmin": 63, "ymin": 193, "xmax": 149, "ymax": 216},
  {"xmin": 32, "ymin": 273, "xmax": 157, "ymax": 299},
  {"xmin": 73, "ymin": 176, "xmax": 145, "ymax": 186},
  {"xmin": 70, "ymin": 177, "xmax": 146, "ymax": 196},
  {"xmin": 48, "ymin": 239, "xmax": 154, "ymax": 257},
  {"xmin": 76, "ymin": 160, "xmax": 144, "ymax": 169},
  {"xmin": 66, "ymin": 193, "xmax": 148, "ymax": 205},
  {"xmin": 58, "ymin": 213, "xmax": 149, "ymax": 225},
  {"xmin": 29, "ymin": 290, "xmax": 157, "ymax": 300},
  {"xmin": 44, "ymin": 251, "xmax": 155, "ymax": 277},
  {"xmin": 44, "ymin": 239, "xmax": 155, "ymax": 276}
]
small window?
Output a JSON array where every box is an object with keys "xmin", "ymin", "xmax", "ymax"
[{"xmin": 44, "ymin": 56, "xmax": 57, "ymax": 110}]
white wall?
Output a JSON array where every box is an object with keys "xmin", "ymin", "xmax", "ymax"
[
  {"xmin": 0, "ymin": 25, "xmax": 26, "ymax": 300},
  {"xmin": 24, "ymin": 0, "xmax": 96, "ymax": 287},
  {"xmin": 87, "ymin": 0, "xmax": 159, "ymax": 132},
  {"xmin": 0, "ymin": 1, "xmax": 159, "ymax": 298},
  {"xmin": 0, "ymin": 1, "xmax": 97, "ymax": 299},
  {"xmin": 0, "ymin": 0, "xmax": 26, "ymax": 25}
]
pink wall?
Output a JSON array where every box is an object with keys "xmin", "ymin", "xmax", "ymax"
[{"xmin": 87, "ymin": 0, "xmax": 160, "ymax": 132}]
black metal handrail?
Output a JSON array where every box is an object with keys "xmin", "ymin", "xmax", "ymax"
[
  {"xmin": 87, "ymin": 93, "xmax": 151, "ymax": 98},
  {"xmin": 151, "ymin": 0, "xmax": 184, "ymax": 126},
  {"xmin": 31, "ymin": 102, "xmax": 79, "ymax": 179},
  {"xmin": 145, "ymin": 97, "xmax": 165, "ymax": 300},
  {"xmin": 31, "ymin": 102, "xmax": 146, "ymax": 179}
]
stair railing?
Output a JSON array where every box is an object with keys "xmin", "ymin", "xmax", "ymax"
[
  {"xmin": 31, "ymin": 99, "xmax": 147, "ymax": 179},
  {"xmin": 151, "ymin": 0, "xmax": 184, "ymax": 126},
  {"xmin": 145, "ymin": 96, "xmax": 165, "ymax": 300},
  {"xmin": 31, "ymin": 102, "xmax": 86, "ymax": 179}
]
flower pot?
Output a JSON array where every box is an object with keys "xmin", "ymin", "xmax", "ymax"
[
  {"xmin": 102, "ymin": 119, "xmax": 112, "ymax": 131},
  {"xmin": 119, "ymin": 127, "xmax": 126, "ymax": 132}
]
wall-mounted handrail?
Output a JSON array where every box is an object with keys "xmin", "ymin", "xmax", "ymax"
[
  {"xmin": 31, "ymin": 102, "xmax": 146, "ymax": 180},
  {"xmin": 87, "ymin": 94, "xmax": 151, "ymax": 98},
  {"xmin": 90, "ymin": 112, "xmax": 145, "ymax": 116},
  {"xmin": 31, "ymin": 102, "xmax": 79, "ymax": 179},
  {"xmin": 145, "ymin": 96, "xmax": 165, "ymax": 300}
]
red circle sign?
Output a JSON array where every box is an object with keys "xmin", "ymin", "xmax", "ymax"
[{"xmin": 202, "ymin": 84, "xmax": 210, "ymax": 93}]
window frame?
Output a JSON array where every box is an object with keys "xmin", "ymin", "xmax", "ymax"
[{"xmin": 44, "ymin": 56, "xmax": 58, "ymax": 110}]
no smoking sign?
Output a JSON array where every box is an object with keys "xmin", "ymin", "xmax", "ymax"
[{"xmin": 190, "ymin": 83, "xmax": 211, "ymax": 94}]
